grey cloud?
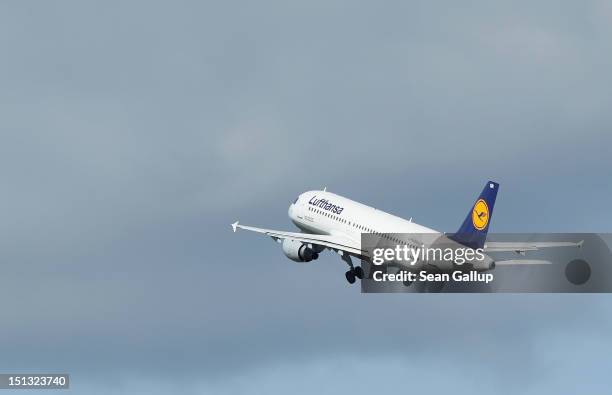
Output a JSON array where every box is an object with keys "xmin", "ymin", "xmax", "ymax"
[{"xmin": 1, "ymin": 1, "xmax": 612, "ymax": 394}]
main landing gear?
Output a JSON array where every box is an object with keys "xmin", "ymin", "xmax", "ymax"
[
  {"xmin": 345, "ymin": 266, "xmax": 364, "ymax": 284},
  {"xmin": 341, "ymin": 253, "xmax": 363, "ymax": 284}
]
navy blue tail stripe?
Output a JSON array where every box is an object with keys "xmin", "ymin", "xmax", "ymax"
[{"xmin": 449, "ymin": 181, "xmax": 499, "ymax": 249}]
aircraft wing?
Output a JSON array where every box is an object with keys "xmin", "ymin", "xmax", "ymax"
[
  {"xmin": 231, "ymin": 221, "xmax": 365, "ymax": 257},
  {"xmin": 484, "ymin": 240, "xmax": 583, "ymax": 254}
]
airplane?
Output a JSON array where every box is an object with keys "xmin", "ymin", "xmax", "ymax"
[{"xmin": 232, "ymin": 181, "xmax": 582, "ymax": 285}]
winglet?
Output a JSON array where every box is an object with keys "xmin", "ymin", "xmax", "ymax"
[
  {"xmin": 578, "ymin": 240, "xmax": 584, "ymax": 248},
  {"xmin": 232, "ymin": 221, "xmax": 239, "ymax": 232}
]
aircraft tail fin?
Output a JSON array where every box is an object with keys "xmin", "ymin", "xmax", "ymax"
[{"xmin": 449, "ymin": 181, "xmax": 499, "ymax": 249}]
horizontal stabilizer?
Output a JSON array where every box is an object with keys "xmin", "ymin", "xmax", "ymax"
[
  {"xmin": 485, "ymin": 240, "xmax": 583, "ymax": 253},
  {"xmin": 495, "ymin": 259, "xmax": 553, "ymax": 266}
]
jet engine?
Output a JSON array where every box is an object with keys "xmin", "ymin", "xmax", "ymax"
[
  {"xmin": 472, "ymin": 254, "xmax": 496, "ymax": 271},
  {"xmin": 282, "ymin": 239, "xmax": 318, "ymax": 262}
]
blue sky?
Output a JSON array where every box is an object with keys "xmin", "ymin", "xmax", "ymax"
[{"xmin": 1, "ymin": 1, "xmax": 612, "ymax": 393}]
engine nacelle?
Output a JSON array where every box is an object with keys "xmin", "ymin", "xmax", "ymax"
[
  {"xmin": 472, "ymin": 254, "xmax": 495, "ymax": 271},
  {"xmin": 282, "ymin": 239, "xmax": 318, "ymax": 262}
]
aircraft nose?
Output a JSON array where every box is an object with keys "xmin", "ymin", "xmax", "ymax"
[{"xmin": 288, "ymin": 203, "xmax": 295, "ymax": 219}]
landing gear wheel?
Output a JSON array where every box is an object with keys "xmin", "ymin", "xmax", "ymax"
[
  {"xmin": 354, "ymin": 266, "xmax": 364, "ymax": 279},
  {"xmin": 345, "ymin": 270, "xmax": 356, "ymax": 284}
]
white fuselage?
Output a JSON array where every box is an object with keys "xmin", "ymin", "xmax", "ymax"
[
  {"xmin": 286, "ymin": 190, "xmax": 493, "ymax": 272},
  {"xmin": 288, "ymin": 190, "xmax": 439, "ymax": 243}
]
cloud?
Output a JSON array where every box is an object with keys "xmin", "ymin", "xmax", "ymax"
[{"xmin": 1, "ymin": 1, "xmax": 612, "ymax": 394}]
